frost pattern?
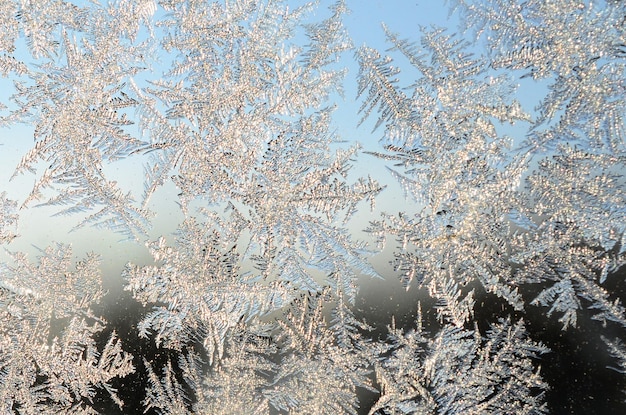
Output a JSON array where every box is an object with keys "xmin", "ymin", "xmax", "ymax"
[
  {"xmin": 124, "ymin": 214, "xmax": 288, "ymax": 362},
  {"xmin": 0, "ymin": 0, "xmax": 624, "ymax": 413},
  {"xmin": 0, "ymin": 245, "xmax": 134, "ymax": 413},
  {"xmin": 137, "ymin": 292, "xmax": 374, "ymax": 415},
  {"xmin": 370, "ymin": 314, "xmax": 549, "ymax": 414},
  {"xmin": 357, "ymin": 26, "xmax": 529, "ymax": 319},
  {"xmin": 2, "ymin": 0, "xmax": 153, "ymax": 239},
  {"xmin": 356, "ymin": 0, "xmax": 626, "ymax": 411},
  {"xmin": 0, "ymin": 192, "xmax": 18, "ymax": 244},
  {"xmin": 448, "ymin": 0, "xmax": 626, "ymax": 332}
]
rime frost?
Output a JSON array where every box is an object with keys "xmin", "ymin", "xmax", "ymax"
[
  {"xmin": 0, "ymin": 0, "xmax": 624, "ymax": 413},
  {"xmin": 0, "ymin": 245, "xmax": 134, "ymax": 413},
  {"xmin": 370, "ymin": 314, "xmax": 549, "ymax": 414}
]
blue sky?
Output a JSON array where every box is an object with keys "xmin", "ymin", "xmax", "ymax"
[{"xmin": 337, "ymin": 0, "xmax": 454, "ymax": 142}]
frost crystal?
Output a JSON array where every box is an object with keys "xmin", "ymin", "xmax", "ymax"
[
  {"xmin": 0, "ymin": 245, "xmax": 134, "ymax": 413},
  {"xmin": 358, "ymin": 26, "xmax": 528, "ymax": 315},
  {"xmin": 0, "ymin": 0, "xmax": 625, "ymax": 413},
  {"xmin": 370, "ymin": 316, "xmax": 549, "ymax": 414}
]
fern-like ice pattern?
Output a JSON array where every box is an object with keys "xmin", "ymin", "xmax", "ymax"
[{"xmin": 0, "ymin": 0, "xmax": 624, "ymax": 413}]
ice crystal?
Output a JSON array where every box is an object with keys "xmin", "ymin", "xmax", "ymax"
[
  {"xmin": 0, "ymin": 0, "xmax": 624, "ymax": 413},
  {"xmin": 358, "ymin": 26, "xmax": 529, "ymax": 316},
  {"xmin": 139, "ymin": 293, "xmax": 374, "ymax": 415},
  {"xmin": 370, "ymin": 315, "xmax": 549, "ymax": 414},
  {"xmin": 0, "ymin": 245, "xmax": 134, "ymax": 413},
  {"xmin": 0, "ymin": 192, "xmax": 18, "ymax": 244},
  {"xmin": 124, "ymin": 213, "xmax": 289, "ymax": 361},
  {"xmin": 2, "ymin": 0, "xmax": 153, "ymax": 239},
  {"xmin": 357, "ymin": 0, "xmax": 626, "ymax": 411}
]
